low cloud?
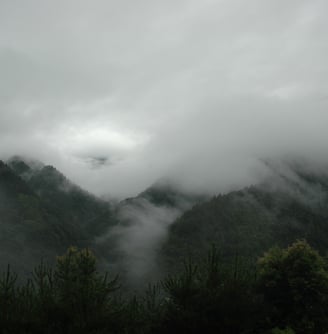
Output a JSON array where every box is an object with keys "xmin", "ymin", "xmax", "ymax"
[
  {"xmin": 98, "ymin": 198, "xmax": 182, "ymax": 284},
  {"xmin": 0, "ymin": 0, "xmax": 327, "ymax": 198}
]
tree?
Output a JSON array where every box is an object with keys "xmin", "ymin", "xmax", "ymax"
[
  {"xmin": 257, "ymin": 240, "xmax": 328, "ymax": 333},
  {"xmin": 161, "ymin": 246, "xmax": 257, "ymax": 334},
  {"xmin": 54, "ymin": 247, "xmax": 120, "ymax": 332}
]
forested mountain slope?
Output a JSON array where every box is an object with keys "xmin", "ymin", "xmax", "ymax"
[
  {"xmin": 8, "ymin": 156, "xmax": 117, "ymax": 236},
  {"xmin": 0, "ymin": 160, "xmax": 66, "ymax": 273},
  {"xmin": 3, "ymin": 155, "xmax": 328, "ymax": 285},
  {"xmin": 161, "ymin": 161, "xmax": 328, "ymax": 270},
  {"xmin": 0, "ymin": 157, "xmax": 117, "ymax": 274}
]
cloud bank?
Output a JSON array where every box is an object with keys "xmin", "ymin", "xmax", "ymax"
[
  {"xmin": 0, "ymin": 0, "xmax": 327, "ymax": 197},
  {"xmin": 101, "ymin": 198, "xmax": 181, "ymax": 283}
]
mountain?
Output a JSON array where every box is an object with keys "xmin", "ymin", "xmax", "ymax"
[
  {"xmin": 0, "ymin": 160, "xmax": 67, "ymax": 274},
  {"xmin": 160, "ymin": 160, "xmax": 328, "ymax": 270},
  {"xmin": 95, "ymin": 180, "xmax": 207, "ymax": 286},
  {"xmin": 136, "ymin": 180, "xmax": 207, "ymax": 208},
  {"xmin": 1, "ymin": 156, "xmax": 203, "ymax": 281},
  {"xmin": 0, "ymin": 157, "xmax": 117, "ymax": 274},
  {"xmin": 8, "ymin": 156, "xmax": 117, "ymax": 236},
  {"xmin": 3, "ymin": 154, "xmax": 328, "ymax": 285}
]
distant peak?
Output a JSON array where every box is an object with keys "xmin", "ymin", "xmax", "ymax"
[{"xmin": 7, "ymin": 155, "xmax": 44, "ymax": 170}]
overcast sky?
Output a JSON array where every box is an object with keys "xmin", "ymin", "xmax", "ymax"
[{"xmin": 0, "ymin": 0, "xmax": 327, "ymax": 198}]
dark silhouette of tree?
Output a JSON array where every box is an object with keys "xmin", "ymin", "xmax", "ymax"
[
  {"xmin": 53, "ymin": 247, "xmax": 120, "ymax": 332},
  {"xmin": 161, "ymin": 246, "xmax": 258, "ymax": 334},
  {"xmin": 258, "ymin": 240, "xmax": 328, "ymax": 333}
]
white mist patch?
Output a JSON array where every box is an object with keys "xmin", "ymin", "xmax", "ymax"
[
  {"xmin": 109, "ymin": 198, "xmax": 181, "ymax": 282},
  {"xmin": 259, "ymin": 158, "xmax": 328, "ymax": 209}
]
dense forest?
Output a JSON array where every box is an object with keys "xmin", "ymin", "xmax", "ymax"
[
  {"xmin": 161, "ymin": 161, "xmax": 328, "ymax": 271},
  {"xmin": 1, "ymin": 241, "xmax": 328, "ymax": 333},
  {"xmin": 2, "ymin": 156, "xmax": 328, "ymax": 333}
]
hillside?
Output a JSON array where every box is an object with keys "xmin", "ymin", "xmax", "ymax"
[
  {"xmin": 8, "ymin": 156, "xmax": 117, "ymax": 236},
  {"xmin": 161, "ymin": 161, "xmax": 328, "ymax": 270},
  {"xmin": 0, "ymin": 160, "xmax": 67, "ymax": 273},
  {"xmin": 96, "ymin": 180, "xmax": 207, "ymax": 285},
  {"xmin": 1, "ymin": 157, "xmax": 204, "ymax": 280},
  {"xmin": 0, "ymin": 157, "xmax": 117, "ymax": 274},
  {"xmin": 3, "ymin": 155, "xmax": 328, "ymax": 285}
]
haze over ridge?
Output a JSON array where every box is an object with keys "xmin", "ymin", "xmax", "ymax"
[{"xmin": 0, "ymin": 0, "xmax": 327, "ymax": 198}]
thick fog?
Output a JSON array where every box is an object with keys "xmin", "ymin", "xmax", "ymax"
[
  {"xmin": 98, "ymin": 198, "xmax": 182, "ymax": 283},
  {"xmin": 0, "ymin": 0, "xmax": 327, "ymax": 198}
]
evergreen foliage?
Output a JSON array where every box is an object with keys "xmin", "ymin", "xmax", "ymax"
[
  {"xmin": 257, "ymin": 240, "xmax": 328, "ymax": 333},
  {"xmin": 0, "ymin": 159, "xmax": 117, "ymax": 274},
  {"xmin": 1, "ymin": 241, "xmax": 327, "ymax": 333},
  {"xmin": 161, "ymin": 183, "xmax": 328, "ymax": 272}
]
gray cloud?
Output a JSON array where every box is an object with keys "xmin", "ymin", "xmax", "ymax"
[
  {"xmin": 0, "ymin": 0, "xmax": 327, "ymax": 198},
  {"xmin": 101, "ymin": 198, "xmax": 182, "ymax": 283}
]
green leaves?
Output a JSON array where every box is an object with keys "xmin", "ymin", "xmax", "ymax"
[
  {"xmin": 54, "ymin": 247, "xmax": 120, "ymax": 330},
  {"xmin": 1, "ymin": 242, "xmax": 328, "ymax": 333},
  {"xmin": 0, "ymin": 247, "xmax": 121, "ymax": 333},
  {"xmin": 258, "ymin": 240, "xmax": 328, "ymax": 333}
]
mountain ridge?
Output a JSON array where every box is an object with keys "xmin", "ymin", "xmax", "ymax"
[{"xmin": 160, "ymin": 161, "xmax": 328, "ymax": 272}]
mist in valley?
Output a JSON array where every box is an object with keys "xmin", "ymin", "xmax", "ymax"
[{"xmin": 0, "ymin": 0, "xmax": 328, "ymax": 285}]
